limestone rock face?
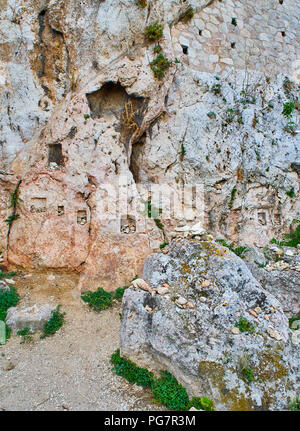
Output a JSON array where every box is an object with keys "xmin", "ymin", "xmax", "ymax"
[
  {"xmin": 120, "ymin": 239, "xmax": 300, "ymax": 411},
  {"xmin": 0, "ymin": 0, "xmax": 299, "ymax": 288}
]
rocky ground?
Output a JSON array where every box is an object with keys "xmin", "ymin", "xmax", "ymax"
[{"xmin": 0, "ymin": 272, "xmax": 162, "ymax": 411}]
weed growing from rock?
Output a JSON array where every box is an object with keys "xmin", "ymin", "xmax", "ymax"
[
  {"xmin": 215, "ymin": 239, "xmax": 247, "ymax": 257},
  {"xmin": 111, "ymin": 350, "xmax": 214, "ymax": 411},
  {"xmin": 235, "ymin": 317, "xmax": 256, "ymax": 334},
  {"xmin": 17, "ymin": 327, "xmax": 33, "ymax": 343},
  {"xmin": 151, "ymin": 370, "xmax": 189, "ymax": 410},
  {"xmin": 40, "ymin": 305, "xmax": 66, "ymax": 339},
  {"xmin": 110, "ymin": 349, "xmax": 154, "ymax": 387},
  {"xmin": 282, "ymin": 101, "xmax": 295, "ymax": 120},
  {"xmin": 179, "ymin": 6, "xmax": 194, "ymax": 23},
  {"xmin": 145, "ymin": 22, "xmax": 163, "ymax": 41},
  {"xmin": 286, "ymin": 188, "xmax": 295, "ymax": 198},
  {"xmin": 188, "ymin": 396, "xmax": 215, "ymax": 411},
  {"xmin": 150, "ymin": 54, "xmax": 172, "ymax": 80},
  {"xmin": 241, "ymin": 367, "xmax": 254, "ymax": 382}
]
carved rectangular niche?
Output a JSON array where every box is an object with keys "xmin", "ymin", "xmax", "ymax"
[
  {"xmin": 48, "ymin": 143, "xmax": 63, "ymax": 169},
  {"xmin": 30, "ymin": 198, "xmax": 46, "ymax": 213},
  {"xmin": 120, "ymin": 215, "xmax": 136, "ymax": 234},
  {"xmin": 77, "ymin": 210, "xmax": 87, "ymax": 225},
  {"xmin": 257, "ymin": 211, "xmax": 267, "ymax": 226}
]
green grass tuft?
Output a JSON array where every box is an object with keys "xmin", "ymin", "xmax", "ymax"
[
  {"xmin": 110, "ymin": 349, "xmax": 154, "ymax": 387},
  {"xmin": 40, "ymin": 305, "xmax": 66, "ymax": 339},
  {"xmin": 81, "ymin": 287, "xmax": 113, "ymax": 311}
]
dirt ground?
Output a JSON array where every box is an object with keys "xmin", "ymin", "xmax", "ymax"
[{"xmin": 0, "ymin": 271, "xmax": 163, "ymax": 411}]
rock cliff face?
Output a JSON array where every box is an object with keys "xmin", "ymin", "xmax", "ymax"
[
  {"xmin": 120, "ymin": 239, "xmax": 300, "ymax": 411},
  {"xmin": 0, "ymin": 0, "xmax": 299, "ymax": 289}
]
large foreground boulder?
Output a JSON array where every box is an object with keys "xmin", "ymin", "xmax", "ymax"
[{"xmin": 120, "ymin": 239, "xmax": 300, "ymax": 411}]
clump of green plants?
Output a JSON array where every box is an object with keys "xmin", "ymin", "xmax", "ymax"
[
  {"xmin": 241, "ymin": 367, "xmax": 254, "ymax": 382},
  {"xmin": 216, "ymin": 239, "xmax": 247, "ymax": 258},
  {"xmin": 272, "ymin": 220, "xmax": 300, "ymax": 248},
  {"xmin": 110, "ymin": 349, "xmax": 154, "ymax": 387},
  {"xmin": 231, "ymin": 17, "xmax": 237, "ymax": 26},
  {"xmin": 0, "ymin": 270, "xmax": 16, "ymax": 280},
  {"xmin": 160, "ymin": 241, "xmax": 169, "ymax": 249},
  {"xmin": 150, "ymin": 54, "xmax": 172, "ymax": 80},
  {"xmin": 153, "ymin": 44, "xmax": 162, "ymax": 54},
  {"xmin": 286, "ymin": 188, "xmax": 296, "ymax": 198},
  {"xmin": 114, "ymin": 286, "xmax": 128, "ymax": 300},
  {"xmin": 40, "ymin": 305, "xmax": 66, "ymax": 339},
  {"xmin": 211, "ymin": 83, "xmax": 221, "ymax": 95},
  {"xmin": 235, "ymin": 317, "xmax": 256, "ymax": 334},
  {"xmin": 135, "ymin": 0, "xmax": 147, "ymax": 8},
  {"xmin": 0, "ymin": 285, "xmax": 19, "ymax": 322},
  {"xmin": 179, "ymin": 6, "xmax": 194, "ymax": 23},
  {"xmin": 151, "ymin": 370, "xmax": 189, "ymax": 411},
  {"xmin": 188, "ymin": 396, "xmax": 215, "ymax": 411},
  {"xmin": 289, "ymin": 312, "xmax": 300, "ymax": 330},
  {"xmin": 17, "ymin": 327, "xmax": 33, "ymax": 343},
  {"xmin": 84, "ymin": 114, "xmax": 90, "ymax": 119},
  {"xmin": 283, "ymin": 121, "xmax": 297, "ymax": 136},
  {"xmin": 282, "ymin": 101, "xmax": 295, "ymax": 120},
  {"xmin": 145, "ymin": 21, "xmax": 163, "ymax": 41},
  {"xmin": 288, "ymin": 396, "xmax": 300, "ymax": 411},
  {"xmin": 81, "ymin": 287, "xmax": 113, "ymax": 311},
  {"xmin": 110, "ymin": 350, "xmax": 214, "ymax": 411}
]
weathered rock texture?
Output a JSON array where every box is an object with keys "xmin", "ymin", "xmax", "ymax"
[
  {"xmin": 6, "ymin": 303, "xmax": 56, "ymax": 332},
  {"xmin": 0, "ymin": 0, "xmax": 299, "ymax": 288},
  {"xmin": 120, "ymin": 239, "xmax": 300, "ymax": 411}
]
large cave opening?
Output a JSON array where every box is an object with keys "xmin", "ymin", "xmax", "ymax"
[{"xmin": 86, "ymin": 82, "xmax": 148, "ymax": 152}]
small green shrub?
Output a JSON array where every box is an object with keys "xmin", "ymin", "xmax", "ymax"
[
  {"xmin": 110, "ymin": 349, "xmax": 154, "ymax": 387},
  {"xmin": 282, "ymin": 101, "xmax": 295, "ymax": 120},
  {"xmin": 235, "ymin": 317, "xmax": 256, "ymax": 334},
  {"xmin": 179, "ymin": 6, "xmax": 194, "ymax": 23},
  {"xmin": 135, "ymin": 0, "xmax": 147, "ymax": 8},
  {"xmin": 114, "ymin": 286, "xmax": 128, "ymax": 300},
  {"xmin": 188, "ymin": 396, "xmax": 214, "ymax": 411},
  {"xmin": 242, "ymin": 367, "xmax": 254, "ymax": 382},
  {"xmin": 215, "ymin": 239, "xmax": 247, "ymax": 257},
  {"xmin": 84, "ymin": 114, "xmax": 90, "ymax": 119},
  {"xmin": 0, "ymin": 270, "xmax": 16, "ymax": 280},
  {"xmin": 151, "ymin": 370, "xmax": 189, "ymax": 410},
  {"xmin": 289, "ymin": 396, "xmax": 300, "ymax": 411},
  {"xmin": 286, "ymin": 188, "xmax": 296, "ymax": 198},
  {"xmin": 17, "ymin": 327, "xmax": 33, "ymax": 343},
  {"xmin": 153, "ymin": 44, "xmax": 162, "ymax": 54},
  {"xmin": 231, "ymin": 17, "xmax": 237, "ymax": 26},
  {"xmin": 150, "ymin": 54, "xmax": 172, "ymax": 80},
  {"xmin": 289, "ymin": 312, "xmax": 300, "ymax": 330},
  {"xmin": 81, "ymin": 287, "xmax": 113, "ymax": 311},
  {"xmin": 0, "ymin": 286, "xmax": 19, "ymax": 322},
  {"xmin": 145, "ymin": 21, "xmax": 163, "ymax": 41},
  {"xmin": 211, "ymin": 83, "xmax": 221, "ymax": 95},
  {"xmin": 40, "ymin": 305, "xmax": 66, "ymax": 339},
  {"xmin": 160, "ymin": 241, "xmax": 169, "ymax": 249}
]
